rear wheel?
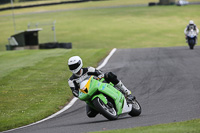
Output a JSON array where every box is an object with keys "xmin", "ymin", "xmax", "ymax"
[
  {"xmin": 92, "ymin": 97, "xmax": 118, "ymax": 120},
  {"xmin": 128, "ymin": 100, "xmax": 141, "ymax": 117}
]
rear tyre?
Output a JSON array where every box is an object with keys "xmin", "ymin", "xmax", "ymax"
[
  {"xmin": 128, "ymin": 100, "xmax": 142, "ymax": 117},
  {"xmin": 92, "ymin": 97, "xmax": 118, "ymax": 120}
]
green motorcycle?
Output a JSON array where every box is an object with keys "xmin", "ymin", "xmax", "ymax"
[{"xmin": 79, "ymin": 75, "xmax": 141, "ymax": 120}]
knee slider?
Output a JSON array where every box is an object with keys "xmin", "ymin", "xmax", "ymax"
[{"xmin": 86, "ymin": 105, "xmax": 98, "ymax": 118}]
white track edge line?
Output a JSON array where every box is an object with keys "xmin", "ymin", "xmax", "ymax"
[
  {"xmin": 97, "ymin": 48, "xmax": 117, "ymax": 70},
  {"xmin": 2, "ymin": 48, "xmax": 117, "ymax": 133}
]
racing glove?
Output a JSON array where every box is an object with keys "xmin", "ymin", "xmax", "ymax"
[{"xmin": 98, "ymin": 73, "xmax": 104, "ymax": 79}]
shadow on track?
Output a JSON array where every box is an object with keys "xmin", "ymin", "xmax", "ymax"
[{"xmin": 47, "ymin": 115, "xmax": 138, "ymax": 129}]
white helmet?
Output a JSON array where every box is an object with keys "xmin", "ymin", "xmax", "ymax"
[
  {"xmin": 68, "ymin": 56, "xmax": 83, "ymax": 74},
  {"xmin": 189, "ymin": 20, "xmax": 194, "ymax": 25}
]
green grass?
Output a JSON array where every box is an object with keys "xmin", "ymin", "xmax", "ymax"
[
  {"xmin": 1, "ymin": 2, "xmax": 200, "ymax": 51},
  {"xmin": 0, "ymin": 0, "xmax": 159, "ymax": 17},
  {"xmin": 1, "ymin": 0, "xmax": 199, "ymax": 9},
  {"xmin": 0, "ymin": 0, "xmax": 158, "ymax": 9},
  {"xmin": 0, "ymin": 48, "xmax": 109, "ymax": 131},
  {"xmin": 90, "ymin": 119, "xmax": 200, "ymax": 133}
]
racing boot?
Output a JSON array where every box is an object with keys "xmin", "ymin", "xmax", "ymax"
[{"xmin": 115, "ymin": 81, "xmax": 135, "ymax": 103}]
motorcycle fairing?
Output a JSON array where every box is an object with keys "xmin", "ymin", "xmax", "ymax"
[
  {"xmin": 95, "ymin": 80, "xmax": 125, "ymax": 115},
  {"xmin": 78, "ymin": 76, "xmax": 126, "ymax": 115},
  {"xmin": 121, "ymin": 98, "xmax": 132, "ymax": 114}
]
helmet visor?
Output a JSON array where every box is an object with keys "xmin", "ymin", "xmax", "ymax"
[{"xmin": 69, "ymin": 60, "xmax": 81, "ymax": 71}]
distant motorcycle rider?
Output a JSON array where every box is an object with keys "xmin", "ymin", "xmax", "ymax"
[
  {"xmin": 184, "ymin": 20, "xmax": 199, "ymax": 43},
  {"xmin": 68, "ymin": 56, "xmax": 135, "ymax": 117}
]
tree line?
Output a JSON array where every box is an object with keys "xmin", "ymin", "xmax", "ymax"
[{"xmin": 0, "ymin": 0, "xmax": 43, "ymax": 4}]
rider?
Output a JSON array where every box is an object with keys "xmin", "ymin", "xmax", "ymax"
[
  {"xmin": 184, "ymin": 20, "xmax": 199, "ymax": 43},
  {"xmin": 68, "ymin": 56, "xmax": 135, "ymax": 117}
]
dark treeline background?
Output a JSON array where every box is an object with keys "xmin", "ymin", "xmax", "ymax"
[{"xmin": 0, "ymin": 0, "xmax": 46, "ymax": 4}]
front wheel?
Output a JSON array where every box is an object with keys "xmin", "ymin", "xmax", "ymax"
[
  {"xmin": 188, "ymin": 39, "xmax": 195, "ymax": 49},
  {"xmin": 129, "ymin": 100, "xmax": 142, "ymax": 117},
  {"xmin": 189, "ymin": 43, "xmax": 194, "ymax": 49},
  {"xmin": 92, "ymin": 97, "xmax": 118, "ymax": 120}
]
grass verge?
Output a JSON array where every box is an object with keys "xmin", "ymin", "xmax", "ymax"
[
  {"xmin": 0, "ymin": 0, "xmax": 158, "ymax": 9},
  {"xmin": 0, "ymin": 48, "xmax": 110, "ymax": 131},
  {"xmin": 90, "ymin": 119, "xmax": 200, "ymax": 133}
]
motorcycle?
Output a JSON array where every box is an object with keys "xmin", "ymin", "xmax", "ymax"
[
  {"xmin": 78, "ymin": 75, "xmax": 141, "ymax": 120},
  {"xmin": 186, "ymin": 29, "xmax": 197, "ymax": 50}
]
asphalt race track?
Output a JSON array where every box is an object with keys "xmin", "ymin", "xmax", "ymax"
[{"xmin": 4, "ymin": 46, "xmax": 200, "ymax": 133}]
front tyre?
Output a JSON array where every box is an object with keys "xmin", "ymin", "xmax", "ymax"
[
  {"xmin": 129, "ymin": 100, "xmax": 142, "ymax": 117},
  {"xmin": 188, "ymin": 39, "xmax": 195, "ymax": 50},
  {"xmin": 92, "ymin": 97, "xmax": 118, "ymax": 120}
]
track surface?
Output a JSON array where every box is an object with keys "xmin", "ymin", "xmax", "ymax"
[{"xmin": 5, "ymin": 46, "xmax": 200, "ymax": 133}]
